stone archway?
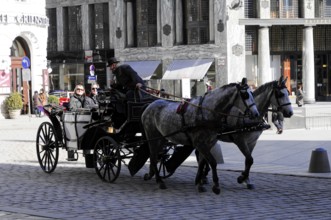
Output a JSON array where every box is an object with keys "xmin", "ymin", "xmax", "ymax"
[{"xmin": 10, "ymin": 37, "xmax": 31, "ymax": 114}]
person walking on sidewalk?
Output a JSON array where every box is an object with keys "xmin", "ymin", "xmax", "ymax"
[
  {"xmin": 272, "ymin": 104, "xmax": 284, "ymax": 134},
  {"xmin": 296, "ymin": 84, "xmax": 304, "ymax": 107}
]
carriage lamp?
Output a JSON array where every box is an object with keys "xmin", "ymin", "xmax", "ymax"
[{"xmin": 108, "ymin": 127, "xmax": 115, "ymax": 133}]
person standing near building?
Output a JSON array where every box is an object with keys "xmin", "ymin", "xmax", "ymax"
[
  {"xmin": 107, "ymin": 57, "xmax": 145, "ymax": 100},
  {"xmin": 296, "ymin": 84, "xmax": 304, "ymax": 107},
  {"xmin": 38, "ymin": 88, "xmax": 47, "ymax": 106},
  {"xmin": 33, "ymin": 91, "xmax": 41, "ymax": 117}
]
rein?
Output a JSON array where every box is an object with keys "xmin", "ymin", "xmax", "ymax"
[{"xmin": 139, "ymin": 87, "xmax": 249, "ymax": 119}]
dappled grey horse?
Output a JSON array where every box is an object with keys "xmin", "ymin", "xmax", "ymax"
[
  {"xmin": 216, "ymin": 76, "xmax": 293, "ymax": 189},
  {"xmin": 141, "ymin": 78, "xmax": 260, "ymax": 194}
]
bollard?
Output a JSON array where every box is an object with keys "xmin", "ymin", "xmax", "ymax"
[{"xmin": 308, "ymin": 148, "xmax": 331, "ymax": 173}]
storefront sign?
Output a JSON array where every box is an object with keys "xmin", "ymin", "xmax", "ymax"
[{"xmin": 0, "ymin": 13, "xmax": 49, "ymax": 27}]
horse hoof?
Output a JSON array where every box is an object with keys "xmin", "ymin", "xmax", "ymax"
[
  {"xmin": 197, "ymin": 185, "xmax": 207, "ymax": 193},
  {"xmin": 143, "ymin": 173, "xmax": 151, "ymax": 181},
  {"xmin": 237, "ymin": 175, "xmax": 245, "ymax": 184},
  {"xmin": 159, "ymin": 183, "xmax": 167, "ymax": 190},
  {"xmin": 247, "ymin": 183, "xmax": 255, "ymax": 190},
  {"xmin": 212, "ymin": 186, "xmax": 221, "ymax": 195}
]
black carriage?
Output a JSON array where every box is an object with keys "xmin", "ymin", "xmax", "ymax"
[{"xmin": 36, "ymin": 90, "xmax": 176, "ymax": 183}]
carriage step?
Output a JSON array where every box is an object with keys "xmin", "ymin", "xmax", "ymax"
[{"xmin": 66, "ymin": 158, "xmax": 78, "ymax": 161}]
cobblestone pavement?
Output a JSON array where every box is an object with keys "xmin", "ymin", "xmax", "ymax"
[{"xmin": 0, "ymin": 116, "xmax": 331, "ymax": 219}]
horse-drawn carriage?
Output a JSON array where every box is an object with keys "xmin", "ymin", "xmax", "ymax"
[
  {"xmin": 36, "ymin": 89, "xmax": 178, "ymax": 182},
  {"xmin": 36, "ymin": 76, "xmax": 292, "ymax": 194}
]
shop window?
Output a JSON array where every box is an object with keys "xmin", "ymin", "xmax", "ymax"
[
  {"xmin": 90, "ymin": 3, "xmax": 109, "ymax": 49},
  {"xmin": 135, "ymin": 0, "xmax": 157, "ymax": 47},
  {"xmin": 47, "ymin": 8, "xmax": 57, "ymax": 52},
  {"xmin": 183, "ymin": 0, "xmax": 209, "ymax": 45}
]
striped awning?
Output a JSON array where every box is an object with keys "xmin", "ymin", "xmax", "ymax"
[
  {"xmin": 162, "ymin": 59, "xmax": 214, "ymax": 80},
  {"xmin": 122, "ymin": 60, "xmax": 161, "ymax": 80}
]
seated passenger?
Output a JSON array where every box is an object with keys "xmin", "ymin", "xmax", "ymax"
[{"xmin": 69, "ymin": 84, "xmax": 96, "ymax": 110}]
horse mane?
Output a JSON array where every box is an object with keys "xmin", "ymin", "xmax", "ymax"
[{"xmin": 253, "ymin": 81, "xmax": 276, "ymax": 97}]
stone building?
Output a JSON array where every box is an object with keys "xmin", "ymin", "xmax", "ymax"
[
  {"xmin": 0, "ymin": 0, "xmax": 49, "ymax": 119},
  {"xmin": 45, "ymin": 0, "xmax": 331, "ymax": 102}
]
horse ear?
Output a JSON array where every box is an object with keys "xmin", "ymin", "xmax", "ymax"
[
  {"xmin": 241, "ymin": 77, "xmax": 247, "ymax": 85},
  {"xmin": 278, "ymin": 75, "xmax": 284, "ymax": 86}
]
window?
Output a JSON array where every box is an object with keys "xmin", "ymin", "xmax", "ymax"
[
  {"xmin": 245, "ymin": 26, "xmax": 258, "ymax": 53},
  {"xmin": 314, "ymin": 25, "xmax": 331, "ymax": 51},
  {"xmin": 270, "ymin": 26, "xmax": 302, "ymax": 52},
  {"xmin": 91, "ymin": 3, "xmax": 109, "ymax": 49},
  {"xmin": 183, "ymin": 0, "xmax": 209, "ymax": 45},
  {"xmin": 47, "ymin": 8, "xmax": 57, "ymax": 52},
  {"xmin": 64, "ymin": 6, "xmax": 82, "ymax": 51},
  {"xmin": 271, "ymin": 0, "xmax": 299, "ymax": 18},
  {"xmin": 135, "ymin": 0, "xmax": 157, "ymax": 47},
  {"xmin": 245, "ymin": 0, "xmax": 257, "ymax": 18}
]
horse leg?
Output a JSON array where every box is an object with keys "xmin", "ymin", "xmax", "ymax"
[
  {"xmin": 143, "ymin": 164, "xmax": 155, "ymax": 180},
  {"xmin": 195, "ymin": 157, "xmax": 208, "ymax": 193},
  {"xmin": 195, "ymin": 150, "xmax": 210, "ymax": 185},
  {"xmin": 196, "ymin": 149, "xmax": 220, "ymax": 195},
  {"xmin": 237, "ymin": 154, "xmax": 255, "ymax": 189},
  {"xmin": 151, "ymin": 157, "xmax": 167, "ymax": 189}
]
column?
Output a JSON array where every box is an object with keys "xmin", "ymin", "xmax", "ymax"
[
  {"xmin": 175, "ymin": 0, "xmax": 183, "ymax": 44},
  {"xmin": 126, "ymin": 0, "xmax": 134, "ymax": 47},
  {"xmin": 257, "ymin": 26, "xmax": 271, "ymax": 86},
  {"xmin": 302, "ymin": 26, "xmax": 315, "ymax": 104}
]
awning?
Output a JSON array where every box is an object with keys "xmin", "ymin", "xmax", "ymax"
[
  {"xmin": 162, "ymin": 59, "xmax": 214, "ymax": 80},
  {"xmin": 122, "ymin": 60, "xmax": 161, "ymax": 80}
]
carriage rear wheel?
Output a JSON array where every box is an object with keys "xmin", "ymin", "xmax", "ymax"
[
  {"xmin": 93, "ymin": 136, "xmax": 121, "ymax": 183},
  {"xmin": 158, "ymin": 144, "xmax": 175, "ymax": 179},
  {"xmin": 36, "ymin": 122, "xmax": 59, "ymax": 173}
]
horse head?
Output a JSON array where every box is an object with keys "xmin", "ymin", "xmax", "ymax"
[
  {"xmin": 232, "ymin": 78, "xmax": 260, "ymax": 119},
  {"xmin": 271, "ymin": 76, "xmax": 293, "ymax": 118}
]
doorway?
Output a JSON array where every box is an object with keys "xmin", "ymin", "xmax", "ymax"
[
  {"xmin": 10, "ymin": 37, "xmax": 31, "ymax": 114},
  {"xmin": 315, "ymin": 54, "xmax": 331, "ymax": 101}
]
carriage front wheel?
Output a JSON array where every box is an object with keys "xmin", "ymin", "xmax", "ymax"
[
  {"xmin": 36, "ymin": 122, "xmax": 59, "ymax": 173},
  {"xmin": 93, "ymin": 136, "xmax": 121, "ymax": 183}
]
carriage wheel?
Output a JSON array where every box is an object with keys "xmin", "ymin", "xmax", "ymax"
[
  {"xmin": 93, "ymin": 136, "xmax": 121, "ymax": 183},
  {"xmin": 158, "ymin": 144, "xmax": 175, "ymax": 179},
  {"xmin": 36, "ymin": 122, "xmax": 59, "ymax": 173}
]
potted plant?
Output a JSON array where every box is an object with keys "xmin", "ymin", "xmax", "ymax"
[
  {"xmin": 48, "ymin": 95, "xmax": 59, "ymax": 105},
  {"xmin": 4, "ymin": 92, "xmax": 23, "ymax": 119}
]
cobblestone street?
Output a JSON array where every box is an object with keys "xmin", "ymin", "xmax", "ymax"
[{"xmin": 0, "ymin": 117, "xmax": 331, "ymax": 219}]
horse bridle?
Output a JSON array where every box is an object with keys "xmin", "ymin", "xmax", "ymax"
[
  {"xmin": 237, "ymin": 85, "xmax": 257, "ymax": 118},
  {"xmin": 273, "ymin": 85, "xmax": 292, "ymax": 110}
]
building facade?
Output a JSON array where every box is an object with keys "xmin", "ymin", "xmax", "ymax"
[
  {"xmin": 45, "ymin": 0, "xmax": 331, "ymax": 103},
  {"xmin": 0, "ymin": 0, "xmax": 49, "ymax": 119}
]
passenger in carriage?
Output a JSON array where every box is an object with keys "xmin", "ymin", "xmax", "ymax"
[
  {"xmin": 107, "ymin": 57, "xmax": 146, "ymax": 101},
  {"xmin": 69, "ymin": 84, "xmax": 95, "ymax": 110},
  {"xmin": 87, "ymin": 83, "xmax": 99, "ymax": 108}
]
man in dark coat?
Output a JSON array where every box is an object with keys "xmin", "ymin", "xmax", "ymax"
[
  {"xmin": 107, "ymin": 57, "xmax": 145, "ymax": 100},
  {"xmin": 272, "ymin": 104, "xmax": 284, "ymax": 134}
]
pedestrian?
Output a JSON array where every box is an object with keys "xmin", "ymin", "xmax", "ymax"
[
  {"xmin": 296, "ymin": 84, "xmax": 304, "ymax": 107},
  {"xmin": 271, "ymin": 104, "xmax": 284, "ymax": 134},
  {"xmin": 160, "ymin": 88, "xmax": 169, "ymax": 98},
  {"xmin": 33, "ymin": 91, "xmax": 41, "ymax": 117},
  {"xmin": 107, "ymin": 57, "xmax": 145, "ymax": 101},
  {"xmin": 38, "ymin": 88, "xmax": 47, "ymax": 106},
  {"xmin": 206, "ymin": 80, "xmax": 213, "ymax": 91}
]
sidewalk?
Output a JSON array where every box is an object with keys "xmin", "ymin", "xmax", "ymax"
[{"xmin": 1, "ymin": 115, "xmax": 331, "ymax": 178}]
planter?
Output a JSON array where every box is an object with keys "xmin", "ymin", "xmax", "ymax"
[{"xmin": 8, "ymin": 109, "xmax": 21, "ymax": 119}]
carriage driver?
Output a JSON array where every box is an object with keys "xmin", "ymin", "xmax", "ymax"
[{"xmin": 107, "ymin": 57, "xmax": 146, "ymax": 101}]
